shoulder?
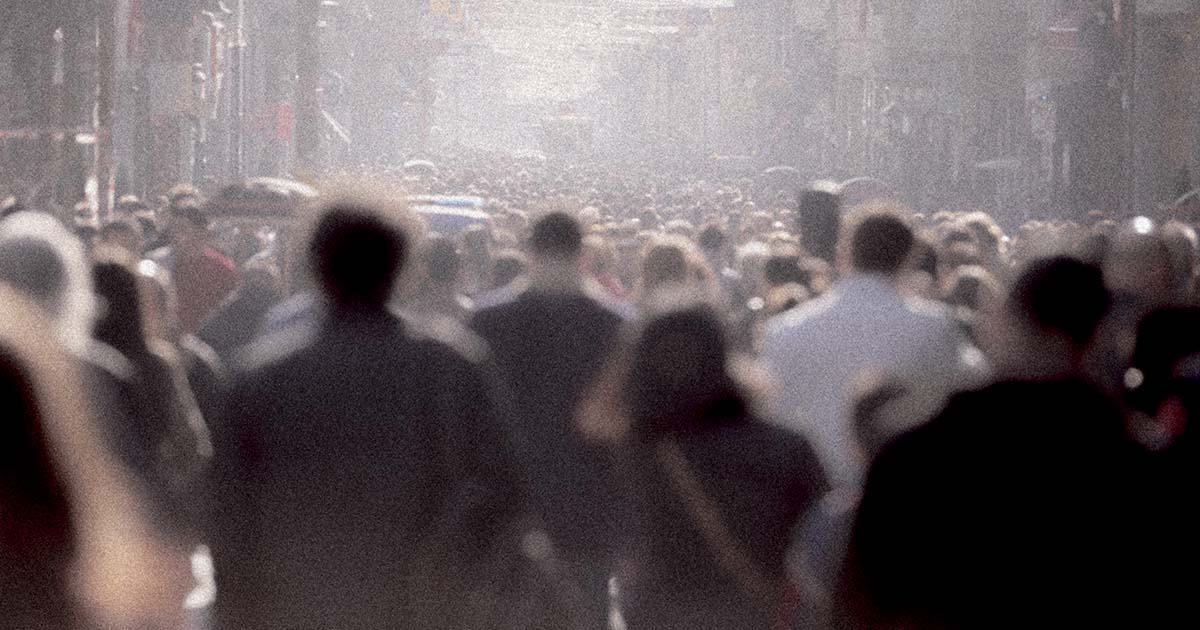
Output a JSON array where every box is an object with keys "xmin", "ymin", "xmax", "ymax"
[
  {"xmin": 401, "ymin": 311, "xmax": 490, "ymax": 368},
  {"xmin": 903, "ymin": 294, "xmax": 954, "ymax": 322},
  {"xmin": 232, "ymin": 319, "xmax": 320, "ymax": 377},
  {"xmin": 471, "ymin": 295, "xmax": 519, "ymax": 324},
  {"xmin": 763, "ymin": 290, "xmax": 839, "ymax": 340}
]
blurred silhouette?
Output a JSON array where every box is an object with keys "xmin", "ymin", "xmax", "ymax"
[
  {"xmin": 92, "ymin": 261, "xmax": 211, "ymax": 539},
  {"xmin": 406, "ymin": 235, "xmax": 473, "ymax": 322},
  {"xmin": 470, "ymin": 212, "xmax": 625, "ymax": 630},
  {"xmin": 762, "ymin": 210, "xmax": 981, "ymax": 487},
  {"xmin": 0, "ymin": 285, "xmax": 192, "ymax": 630},
  {"xmin": 613, "ymin": 304, "xmax": 828, "ymax": 630},
  {"xmin": 211, "ymin": 197, "xmax": 519, "ymax": 630},
  {"xmin": 841, "ymin": 257, "xmax": 1143, "ymax": 628},
  {"xmin": 0, "ymin": 321, "xmax": 81, "ymax": 630},
  {"xmin": 148, "ymin": 200, "xmax": 241, "ymax": 333}
]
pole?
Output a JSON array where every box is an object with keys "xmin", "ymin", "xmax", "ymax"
[
  {"xmin": 1122, "ymin": 0, "xmax": 1137, "ymax": 216},
  {"xmin": 231, "ymin": 0, "xmax": 246, "ymax": 179},
  {"xmin": 51, "ymin": 28, "xmax": 65, "ymax": 205},
  {"xmin": 827, "ymin": 0, "xmax": 840, "ymax": 171},
  {"xmin": 96, "ymin": 0, "xmax": 117, "ymax": 219},
  {"xmin": 295, "ymin": 0, "xmax": 322, "ymax": 173}
]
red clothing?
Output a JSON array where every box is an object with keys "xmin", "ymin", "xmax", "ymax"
[{"xmin": 176, "ymin": 247, "xmax": 240, "ymax": 334}]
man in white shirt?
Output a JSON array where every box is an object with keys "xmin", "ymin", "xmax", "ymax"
[{"xmin": 762, "ymin": 211, "xmax": 982, "ymax": 487}]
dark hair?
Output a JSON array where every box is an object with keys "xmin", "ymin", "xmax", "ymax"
[
  {"xmin": 798, "ymin": 188, "xmax": 840, "ymax": 263},
  {"xmin": 1009, "ymin": 257, "xmax": 1110, "ymax": 346},
  {"xmin": 423, "ymin": 237, "xmax": 461, "ymax": 285},
  {"xmin": 697, "ymin": 223, "xmax": 728, "ymax": 252},
  {"xmin": 309, "ymin": 207, "xmax": 407, "ymax": 309},
  {"xmin": 492, "ymin": 250, "xmax": 528, "ymax": 288},
  {"xmin": 92, "ymin": 262, "xmax": 150, "ymax": 358},
  {"xmin": 100, "ymin": 218, "xmax": 143, "ymax": 241},
  {"xmin": 0, "ymin": 238, "xmax": 65, "ymax": 309},
  {"xmin": 626, "ymin": 304, "xmax": 747, "ymax": 437},
  {"xmin": 1127, "ymin": 307, "xmax": 1200, "ymax": 414},
  {"xmin": 168, "ymin": 200, "xmax": 208, "ymax": 230},
  {"xmin": 530, "ymin": 212, "xmax": 583, "ymax": 259},
  {"xmin": 851, "ymin": 214, "xmax": 914, "ymax": 275},
  {"xmin": 913, "ymin": 239, "xmax": 938, "ymax": 277},
  {"xmin": 764, "ymin": 254, "xmax": 808, "ymax": 288}
]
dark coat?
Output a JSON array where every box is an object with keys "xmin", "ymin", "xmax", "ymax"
[
  {"xmin": 210, "ymin": 309, "xmax": 519, "ymax": 630},
  {"xmin": 470, "ymin": 290, "xmax": 624, "ymax": 561},
  {"xmin": 843, "ymin": 379, "xmax": 1146, "ymax": 629}
]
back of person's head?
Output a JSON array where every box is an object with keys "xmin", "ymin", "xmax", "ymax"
[
  {"xmin": 961, "ymin": 212, "xmax": 1004, "ymax": 259},
  {"xmin": 115, "ymin": 194, "xmax": 149, "ymax": 217},
  {"xmin": 1105, "ymin": 220, "xmax": 1174, "ymax": 306},
  {"xmin": 529, "ymin": 211, "xmax": 583, "ymax": 261},
  {"xmin": 309, "ymin": 203, "xmax": 410, "ymax": 310},
  {"xmin": 491, "ymin": 249, "xmax": 528, "ymax": 289},
  {"xmin": 92, "ymin": 262, "xmax": 150, "ymax": 358},
  {"xmin": 697, "ymin": 222, "xmax": 728, "ymax": 254},
  {"xmin": 626, "ymin": 303, "xmax": 744, "ymax": 437},
  {"xmin": 98, "ymin": 218, "xmax": 145, "ymax": 255},
  {"xmin": 166, "ymin": 184, "xmax": 202, "ymax": 207},
  {"xmin": 1127, "ymin": 307, "xmax": 1200, "ymax": 416},
  {"xmin": 849, "ymin": 212, "xmax": 914, "ymax": 276},
  {"xmin": 167, "ymin": 199, "xmax": 209, "ymax": 231},
  {"xmin": 0, "ymin": 212, "xmax": 94, "ymax": 353},
  {"xmin": 764, "ymin": 253, "xmax": 807, "ymax": 288},
  {"xmin": 798, "ymin": 185, "xmax": 841, "ymax": 263},
  {"xmin": 0, "ymin": 239, "xmax": 66, "ymax": 313},
  {"xmin": 639, "ymin": 239, "xmax": 690, "ymax": 296},
  {"xmin": 1010, "ymin": 256, "xmax": 1110, "ymax": 347},
  {"xmin": 422, "ymin": 236, "xmax": 461, "ymax": 286},
  {"xmin": 945, "ymin": 265, "xmax": 1000, "ymax": 313}
]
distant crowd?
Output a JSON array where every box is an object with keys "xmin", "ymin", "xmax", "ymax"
[{"xmin": 2, "ymin": 154, "xmax": 1198, "ymax": 630}]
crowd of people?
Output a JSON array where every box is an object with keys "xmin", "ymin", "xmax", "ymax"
[{"xmin": 2, "ymin": 153, "xmax": 1198, "ymax": 630}]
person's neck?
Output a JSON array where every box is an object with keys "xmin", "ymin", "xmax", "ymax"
[
  {"xmin": 530, "ymin": 259, "xmax": 583, "ymax": 294},
  {"xmin": 843, "ymin": 271, "xmax": 899, "ymax": 289}
]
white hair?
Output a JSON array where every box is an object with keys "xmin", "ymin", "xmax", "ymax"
[{"xmin": 0, "ymin": 212, "xmax": 95, "ymax": 354}]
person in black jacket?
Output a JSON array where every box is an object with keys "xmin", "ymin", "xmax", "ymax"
[
  {"xmin": 471, "ymin": 212, "xmax": 626, "ymax": 630},
  {"xmin": 611, "ymin": 303, "xmax": 828, "ymax": 630},
  {"xmin": 841, "ymin": 257, "xmax": 1146, "ymax": 629},
  {"xmin": 211, "ymin": 195, "xmax": 519, "ymax": 630}
]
